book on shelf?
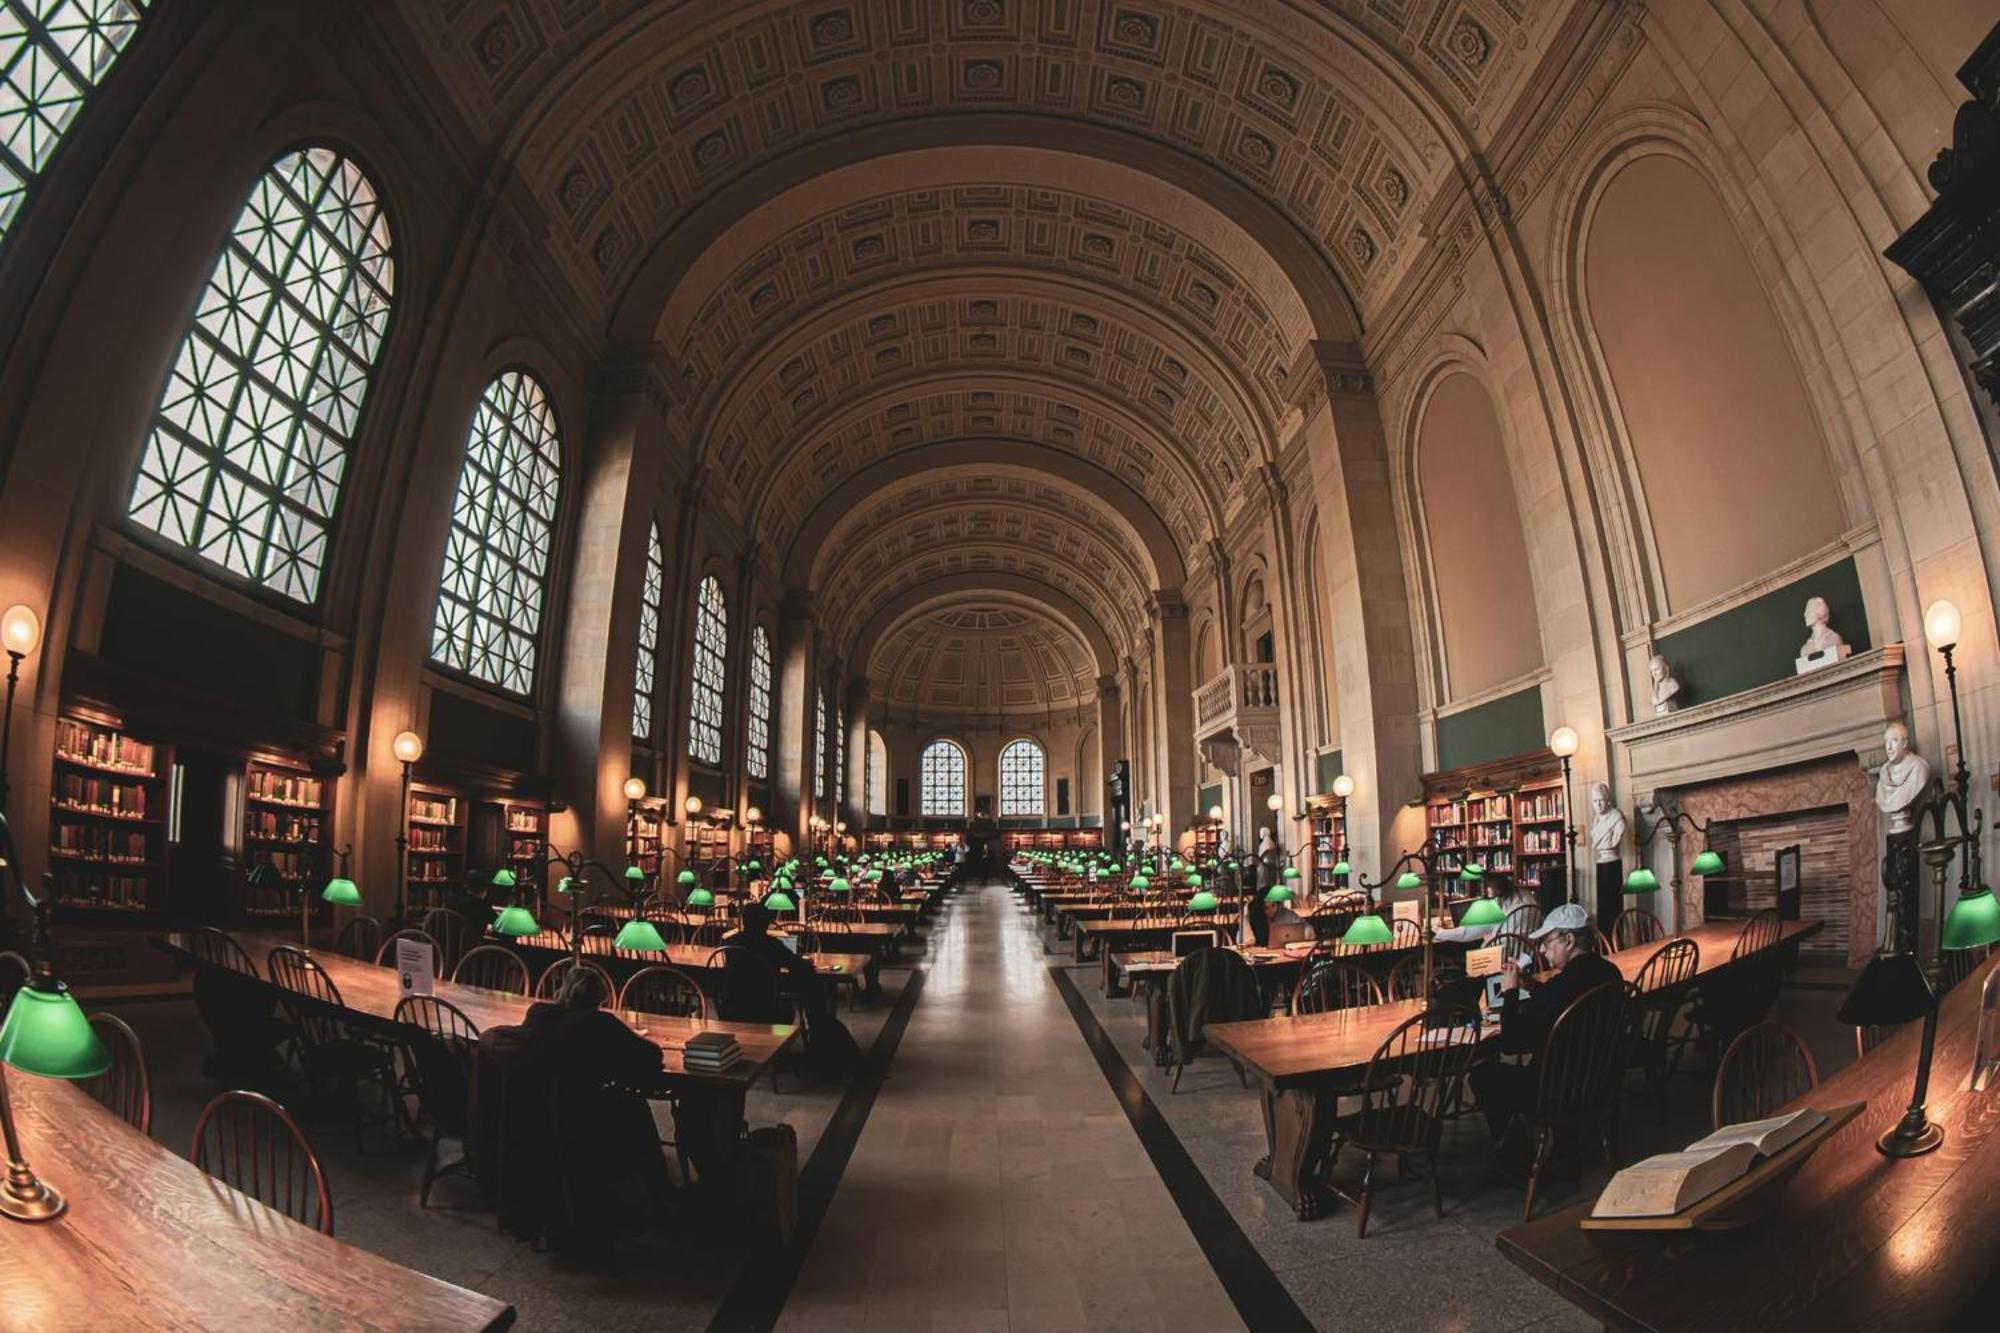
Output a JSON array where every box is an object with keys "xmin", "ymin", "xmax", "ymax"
[
  {"xmin": 248, "ymin": 769, "xmax": 322, "ymax": 806},
  {"xmin": 54, "ymin": 718, "xmax": 157, "ymax": 774},
  {"xmin": 1590, "ymin": 1107, "xmax": 1828, "ymax": 1219}
]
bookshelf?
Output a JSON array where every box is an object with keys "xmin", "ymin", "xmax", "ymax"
[
  {"xmin": 501, "ymin": 800, "xmax": 547, "ymax": 889},
  {"xmin": 49, "ymin": 712, "xmax": 167, "ymax": 911},
  {"xmin": 405, "ymin": 783, "xmax": 465, "ymax": 913},
  {"xmin": 627, "ymin": 799, "xmax": 665, "ymax": 877},
  {"xmin": 686, "ymin": 815, "xmax": 730, "ymax": 887},
  {"xmin": 242, "ymin": 758, "xmax": 330, "ymax": 917},
  {"xmin": 1420, "ymin": 754, "xmax": 1566, "ymax": 895},
  {"xmin": 1192, "ymin": 821, "xmax": 1222, "ymax": 866},
  {"xmin": 1512, "ymin": 776, "xmax": 1568, "ymax": 895},
  {"xmin": 1307, "ymin": 795, "xmax": 1348, "ymax": 894}
]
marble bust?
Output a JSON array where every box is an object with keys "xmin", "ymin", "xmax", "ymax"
[
  {"xmin": 1648, "ymin": 653, "xmax": 1681, "ymax": 716},
  {"xmin": 1589, "ymin": 782, "xmax": 1626, "ymax": 863},
  {"xmin": 1874, "ymin": 721, "xmax": 1933, "ymax": 836},
  {"xmin": 1796, "ymin": 595, "xmax": 1851, "ymax": 673}
]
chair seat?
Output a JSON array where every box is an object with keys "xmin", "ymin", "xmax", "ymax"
[
  {"xmin": 302, "ymin": 1039, "xmax": 394, "ymax": 1080},
  {"xmin": 1332, "ymin": 1104, "xmax": 1441, "ymax": 1154}
]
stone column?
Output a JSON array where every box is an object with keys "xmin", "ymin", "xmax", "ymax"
[
  {"xmin": 843, "ymin": 676, "xmax": 870, "ymax": 833},
  {"xmin": 1151, "ymin": 591, "xmax": 1196, "ymax": 834},
  {"xmin": 773, "ymin": 597, "xmax": 816, "ymax": 855},
  {"xmin": 1298, "ymin": 341, "xmax": 1423, "ymax": 880}
]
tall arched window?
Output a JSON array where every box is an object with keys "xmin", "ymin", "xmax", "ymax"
[
  {"xmin": 129, "ymin": 146, "xmax": 395, "ymax": 603},
  {"xmin": 813, "ymin": 687, "xmax": 828, "ymax": 799},
  {"xmin": 0, "ymin": 0, "xmax": 148, "ymax": 241},
  {"xmin": 430, "ymin": 369, "xmax": 561, "ymax": 695},
  {"xmin": 999, "ymin": 739, "xmax": 1045, "ymax": 817},
  {"xmin": 746, "ymin": 625, "xmax": 772, "ymax": 780},
  {"xmin": 834, "ymin": 701, "xmax": 846, "ymax": 809},
  {"xmin": 687, "ymin": 574, "xmax": 727, "ymax": 766},
  {"xmin": 632, "ymin": 522, "xmax": 663, "ymax": 740},
  {"xmin": 921, "ymin": 739, "xmax": 967, "ymax": 817},
  {"xmin": 867, "ymin": 730, "xmax": 888, "ymax": 815}
]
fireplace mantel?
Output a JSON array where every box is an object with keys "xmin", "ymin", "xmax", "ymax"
[{"xmin": 1611, "ymin": 646, "xmax": 1907, "ymax": 802}]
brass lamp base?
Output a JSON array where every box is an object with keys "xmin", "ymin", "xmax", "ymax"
[
  {"xmin": 0, "ymin": 1170, "xmax": 65, "ymax": 1221},
  {"xmin": 1877, "ymin": 1118, "xmax": 1944, "ymax": 1158}
]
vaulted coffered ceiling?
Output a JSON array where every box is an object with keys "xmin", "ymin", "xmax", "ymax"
[{"xmin": 869, "ymin": 604, "xmax": 1098, "ymax": 720}]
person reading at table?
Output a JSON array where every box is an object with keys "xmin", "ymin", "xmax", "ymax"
[
  {"xmin": 1246, "ymin": 890, "xmax": 1303, "ymax": 948},
  {"xmin": 1466, "ymin": 903, "xmax": 1622, "ymax": 1167},
  {"xmin": 1435, "ymin": 884, "xmax": 1538, "ymax": 945}
]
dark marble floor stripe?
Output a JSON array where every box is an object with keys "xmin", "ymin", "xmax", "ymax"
[{"xmin": 1049, "ymin": 964, "xmax": 1315, "ymax": 1333}]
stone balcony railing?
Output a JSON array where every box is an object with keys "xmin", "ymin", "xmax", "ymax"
[{"xmin": 1194, "ymin": 662, "xmax": 1279, "ymax": 736}]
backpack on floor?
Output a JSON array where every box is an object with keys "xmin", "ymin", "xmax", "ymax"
[{"xmin": 803, "ymin": 1012, "xmax": 863, "ymax": 1078}]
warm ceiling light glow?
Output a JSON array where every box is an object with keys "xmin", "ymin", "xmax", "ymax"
[
  {"xmin": 1207, "ymin": 804, "xmax": 1223, "ymax": 820},
  {"xmin": 835, "ymin": 820, "xmax": 848, "ymax": 833},
  {"xmin": 1331, "ymin": 774, "xmax": 1354, "ymax": 799},
  {"xmin": 391, "ymin": 730, "xmax": 424, "ymax": 764},
  {"xmin": 1266, "ymin": 792, "xmax": 1284, "ymax": 811},
  {"xmin": 684, "ymin": 795, "xmax": 703, "ymax": 816},
  {"xmin": 745, "ymin": 806, "xmax": 762, "ymax": 824},
  {"xmin": 1548, "ymin": 725, "xmax": 1579, "ymax": 758},
  {"xmin": 0, "ymin": 604, "xmax": 41, "ymax": 656},
  {"xmin": 1924, "ymin": 599, "xmax": 1962, "ymax": 651},
  {"xmin": 623, "ymin": 777, "xmax": 647, "ymax": 802}
]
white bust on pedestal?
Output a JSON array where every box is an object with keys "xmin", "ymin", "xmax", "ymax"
[
  {"xmin": 1648, "ymin": 653, "xmax": 1681, "ymax": 716},
  {"xmin": 1874, "ymin": 721, "xmax": 1932, "ymax": 835},
  {"xmin": 1589, "ymin": 783, "xmax": 1626, "ymax": 863},
  {"xmin": 1795, "ymin": 596, "xmax": 1852, "ymax": 674}
]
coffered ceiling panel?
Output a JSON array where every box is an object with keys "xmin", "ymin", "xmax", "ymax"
[{"xmin": 870, "ymin": 604, "xmax": 1098, "ymax": 720}]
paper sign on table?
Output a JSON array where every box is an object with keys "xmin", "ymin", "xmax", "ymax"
[
  {"xmin": 1465, "ymin": 945, "xmax": 1503, "ymax": 978},
  {"xmin": 396, "ymin": 937, "xmax": 435, "ymax": 997}
]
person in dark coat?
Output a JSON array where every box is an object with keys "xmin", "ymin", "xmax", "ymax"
[
  {"xmin": 1466, "ymin": 902, "xmax": 1624, "ymax": 1154},
  {"xmin": 444, "ymin": 871, "xmax": 497, "ymax": 938},
  {"xmin": 724, "ymin": 903, "xmax": 821, "ymax": 1023}
]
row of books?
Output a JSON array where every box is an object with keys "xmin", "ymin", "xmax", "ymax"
[
  {"xmin": 55, "ymin": 720, "xmax": 157, "ymax": 774},
  {"xmin": 248, "ymin": 810, "xmax": 321, "ymax": 842},
  {"xmin": 410, "ymin": 827, "xmax": 454, "ymax": 852},
  {"xmin": 256, "ymin": 849, "xmax": 319, "ymax": 880},
  {"xmin": 50, "ymin": 869, "xmax": 150, "ymax": 908},
  {"xmin": 54, "ymin": 773, "xmax": 151, "ymax": 816},
  {"xmin": 682, "ymin": 1031, "xmax": 740, "ymax": 1073},
  {"xmin": 248, "ymin": 770, "xmax": 323, "ymax": 806},
  {"xmin": 1517, "ymin": 790, "xmax": 1565, "ymax": 821},
  {"xmin": 51, "ymin": 825, "xmax": 150, "ymax": 859},
  {"xmin": 411, "ymin": 796, "xmax": 458, "ymax": 824},
  {"xmin": 1520, "ymin": 829, "xmax": 1566, "ymax": 855}
]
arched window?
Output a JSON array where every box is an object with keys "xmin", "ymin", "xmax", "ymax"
[
  {"xmin": 0, "ymin": 0, "xmax": 148, "ymax": 241},
  {"xmin": 834, "ymin": 701, "xmax": 846, "ymax": 809},
  {"xmin": 867, "ymin": 730, "xmax": 888, "ymax": 815},
  {"xmin": 921, "ymin": 739, "xmax": 967, "ymax": 817},
  {"xmin": 999, "ymin": 739, "xmax": 1045, "ymax": 817},
  {"xmin": 430, "ymin": 369, "xmax": 561, "ymax": 695},
  {"xmin": 746, "ymin": 625, "xmax": 772, "ymax": 780},
  {"xmin": 631, "ymin": 522, "xmax": 663, "ymax": 740},
  {"xmin": 687, "ymin": 574, "xmax": 727, "ymax": 766},
  {"xmin": 129, "ymin": 146, "xmax": 395, "ymax": 603},
  {"xmin": 813, "ymin": 687, "xmax": 828, "ymax": 799}
]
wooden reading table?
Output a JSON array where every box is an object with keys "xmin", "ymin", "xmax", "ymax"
[{"xmin": 1, "ymin": 1073, "xmax": 514, "ymax": 1329}]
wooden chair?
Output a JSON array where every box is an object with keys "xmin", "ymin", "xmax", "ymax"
[
  {"xmin": 1489, "ymin": 932, "xmax": 1536, "ymax": 970},
  {"xmin": 1520, "ymin": 980, "xmax": 1629, "ymax": 1220},
  {"xmin": 81, "ymin": 1012, "xmax": 151, "ymax": 1134},
  {"xmin": 419, "ymin": 909, "xmax": 475, "ymax": 974},
  {"xmin": 1611, "ymin": 907, "xmax": 1666, "ymax": 952},
  {"xmin": 189, "ymin": 927, "xmax": 258, "ymax": 976},
  {"xmin": 451, "ymin": 945, "xmax": 530, "ymax": 995},
  {"xmin": 532, "ymin": 955, "xmax": 617, "ymax": 1002},
  {"xmin": 1386, "ymin": 955, "xmax": 1465, "ymax": 1001},
  {"xmin": 391, "ymin": 995, "xmax": 480, "ymax": 1207},
  {"xmin": 266, "ymin": 945, "xmax": 399, "ymax": 1150},
  {"xmin": 1686, "ymin": 909, "xmax": 1786, "ymax": 1061},
  {"xmin": 1712, "ymin": 1021, "xmax": 1818, "ymax": 1130},
  {"xmin": 1293, "ymin": 959, "xmax": 1385, "ymax": 1014},
  {"xmin": 619, "ymin": 965, "xmax": 708, "ymax": 1019},
  {"xmin": 1733, "ymin": 908, "xmax": 1783, "ymax": 957},
  {"xmin": 1389, "ymin": 917, "xmax": 1423, "ymax": 948},
  {"xmin": 1500, "ymin": 903, "xmax": 1545, "ymax": 938},
  {"xmin": 1326, "ymin": 1007, "xmax": 1480, "ymax": 1237},
  {"xmin": 1626, "ymin": 937, "xmax": 1700, "ymax": 1099},
  {"xmin": 703, "ymin": 946, "xmax": 791, "ymax": 1025},
  {"xmin": 1939, "ymin": 942, "xmax": 1995, "ymax": 993},
  {"xmin": 191, "ymin": 1089, "xmax": 333, "ymax": 1235},
  {"xmin": 332, "ymin": 916, "xmax": 383, "ymax": 962},
  {"xmin": 375, "ymin": 929, "xmax": 444, "ymax": 977}
]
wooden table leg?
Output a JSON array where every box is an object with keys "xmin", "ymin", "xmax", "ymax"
[
  {"xmin": 1103, "ymin": 951, "xmax": 1125, "ymax": 997},
  {"xmin": 1253, "ymin": 1083, "xmax": 1337, "ymax": 1220}
]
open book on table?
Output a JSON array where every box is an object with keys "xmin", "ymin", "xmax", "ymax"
[{"xmin": 1590, "ymin": 1106, "xmax": 1829, "ymax": 1219}]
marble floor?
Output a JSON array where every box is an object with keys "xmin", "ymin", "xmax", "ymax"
[{"xmin": 91, "ymin": 878, "xmax": 1864, "ymax": 1331}]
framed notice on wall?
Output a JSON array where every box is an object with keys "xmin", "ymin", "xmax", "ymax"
[{"xmin": 1775, "ymin": 844, "xmax": 1802, "ymax": 921}]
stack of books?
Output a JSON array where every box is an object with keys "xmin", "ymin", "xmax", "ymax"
[{"xmin": 682, "ymin": 1031, "xmax": 741, "ymax": 1073}]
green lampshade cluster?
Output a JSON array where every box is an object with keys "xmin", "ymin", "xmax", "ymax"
[
  {"xmin": 1460, "ymin": 896, "xmax": 1506, "ymax": 927},
  {"xmin": 1942, "ymin": 886, "xmax": 2000, "ymax": 951},
  {"xmin": 829, "ymin": 876, "xmax": 852, "ymax": 893},
  {"xmin": 491, "ymin": 868, "xmax": 518, "ymax": 889},
  {"xmin": 1623, "ymin": 868, "xmax": 1660, "ymax": 894},
  {"xmin": 492, "ymin": 904, "xmax": 541, "ymax": 937},
  {"xmin": 0, "ymin": 982, "xmax": 109, "ymax": 1079},
  {"xmin": 1130, "ymin": 874, "xmax": 1151, "ymax": 891},
  {"xmin": 613, "ymin": 919, "xmax": 668, "ymax": 953},
  {"xmin": 765, "ymin": 889, "xmax": 798, "ymax": 912},
  {"xmin": 1264, "ymin": 885, "xmax": 1294, "ymax": 904},
  {"xmin": 321, "ymin": 876, "xmax": 362, "ymax": 907},
  {"xmin": 1691, "ymin": 849, "xmax": 1726, "ymax": 876},
  {"xmin": 1342, "ymin": 914, "xmax": 1392, "ymax": 946},
  {"xmin": 1395, "ymin": 871, "xmax": 1423, "ymax": 891},
  {"xmin": 1186, "ymin": 889, "xmax": 1220, "ymax": 912}
]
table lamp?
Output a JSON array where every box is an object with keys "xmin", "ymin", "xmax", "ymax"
[
  {"xmin": 1395, "ymin": 871, "xmax": 1423, "ymax": 891},
  {"xmin": 1461, "ymin": 896, "xmax": 1505, "ymax": 927},
  {"xmin": 1838, "ymin": 950, "xmax": 1941, "ymax": 1156},
  {"xmin": 492, "ymin": 903, "xmax": 540, "ymax": 937},
  {"xmin": 1623, "ymin": 868, "xmax": 1660, "ymax": 894},
  {"xmin": 1691, "ymin": 849, "xmax": 1725, "ymax": 877},
  {"xmin": 1342, "ymin": 914, "xmax": 1392, "ymax": 946},
  {"xmin": 1264, "ymin": 884, "xmax": 1294, "ymax": 904},
  {"xmin": 765, "ymin": 888, "xmax": 797, "ymax": 913},
  {"xmin": 612, "ymin": 918, "xmax": 667, "ymax": 953}
]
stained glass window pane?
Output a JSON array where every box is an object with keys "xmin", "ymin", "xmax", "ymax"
[
  {"xmin": 429, "ymin": 370, "xmax": 561, "ymax": 694},
  {"xmin": 814, "ymin": 687, "xmax": 827, "ymax": 799},
  {"xmin": 1000, "ymin": 739, "xmax": 1045, "ymax": 816},
  {"xmin": 0, "ymin": 1, "xmax": 146, "ymax": 241},
  {"xmin": 921, "ymin": 740, "xmax": 966, "ymax": 818},
  {"xmin": 687, "ymin": 575, "xmax": 727, "ymax": 765},
  {"xmin": 746, "ymin": 625, "xmax": 772, "ymax": 780},
  {"xmin": 834, "ymin": 702, "xmax": 846, "ymax": 809},
  {"xmin": 632, "ymin": 522, "xmax": 663, "ymax": 740},
  {"xmin": 128, "ymin": 145, "xmax": 393, "ymax": 603}
]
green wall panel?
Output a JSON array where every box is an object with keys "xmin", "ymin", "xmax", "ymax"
[
  {"xmin": 1314, "ymin": 748, "xmax": 1344, "ymax": 795},
  {"xmin": 1437, "ymin": 687, "xmax": 1545, "ymax": 772},
  {"xmin": 1198, "ymin": 782, "xmax": 1224, "ymax": 813},
  {"xmin": 1656, "ymin": 558, "xmax": 1868, "ymax": 707}
]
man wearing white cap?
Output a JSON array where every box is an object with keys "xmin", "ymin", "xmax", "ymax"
[{"xmin": 1467, "ymin": 902, "xmax": 1624, "ymax": 1158}]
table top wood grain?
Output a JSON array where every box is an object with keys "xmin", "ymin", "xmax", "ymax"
[
  {"xmin": 504, "ymin": 930, "xmax": 871, "ymax": 982},
  {"xmin": 1496, "ymin": 948, "xmax": 2000, "ymax": 1332},
  {"xmin": 2, "ymin": 1074, "xmax": 514, "ymax": 1330}
]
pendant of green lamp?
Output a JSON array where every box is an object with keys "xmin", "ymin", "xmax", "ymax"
[
  {"xmin": 1395, "ymin": 870, "xmax": 1424, "ymax": 891},
  {"xmin": 1331, "ymin": 857, "xmax": 1352, "ymax": 877},
  {"xmin": 1623, "ymin": 868, "xmax": 1660, "ymax": 895},
  {"xmin": 0, "ymin": 969, "xmax": 109, "ymax": 1220},
  {"xmin": 492, "ymin": 902, "xmax": 541, "ymax": 937},
  {"xmin": 1341, "ymin": 912, "xmax": 1393, "ymax": 946},
  {"xmin": 1186, "ymin": 874, "xmax": 1219, "ymax": 913},
  {"xmin": 625, "ymin": 864, "xmax": 647, "ymax": 887},
  {"xmin": 1264, "ymin": 883, "xmax": 1295, "ymax": 904},
  {"xmin": 1460, "ymin": 895, "xmax": 1506, "ymax": 927},
  {"xmin": 829, "ymin": 876, "xmax": 852, "ymax": 894},
  {"xmin": 1943, "ymin": 883, "xmax": 2000, "ymax": 951},
  {"xmin": 679, "ymin": 868, "xmax": 712, "ymax": 909},
  {"xmin": 612, "ymin": 917, "xmax": 668, "ymax": 953},
  {"xmin": 321, "ymin": 874, "xmax": 363, "ymax": 908},
  {"xmin": 765, "ymin": 886, "xmax": 798, "ymax": 913},
  {"xmin": 1692, "ymin": 849, "xmax": 1726, "ymax": 877}
]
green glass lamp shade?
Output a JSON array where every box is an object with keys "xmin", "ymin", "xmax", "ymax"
[
  {"xmin": 1395, "ymin": 871, "xmax": 1423, "ymax": 891},
  {"xmin": 1691, "ymin": 849, "xmax": 1726, "ymax": 876},
  {"xmin": 612, "ymin": 919, "xmax": 668, "ymax": 953},
  {"xmin": 1185, "ymin": 874, "xmax": 1203, "ymax": 891},
  {"xmin": 1458, "ymin": 864, "xmax": 1484, "ymax": 884},
  {"xmin": 743, "ymin": 859, "xmax": 761, "ymax": 873},
  {"xmin": 1460, "ymin": 896, "xmax": 1506, "ymax": 927},
  {"xmin": 1942, "ymin": 886, "xmax": 2000, "ymax": 951},
  {"xmin": 1282, "ymin": 866, "xmax": 1300, "ymax": 881},
  {"xmin": 765, "ymin": 890, "xmax": 797, "ymax": 913},
  {"xmin": 677, "ymin": 869, "xmax": 698, "ymax": 886},
  {"xmin": 1623, "ymin": 868, "xmax": 1660, "ymax": 894},
  {"xmin": 321, "ymin": 876, "xmax": 362, "ymax": 907},
  {"xmin": 624, "ymin": 865, "xmax": 646, "ymax": 883},
  {"xmin": 0, "ymin": 983, "xmax": 109, "ymax": 1079},
  {"xmin": 829, "ymin": 877, "xmax": 852, "ymax": 894},
  {"xmin": 555, "ymin": 875, "xmax": 576, "ymax": 895},
  {"xmin": 1331, "ymin": 859, "xmax": 1352, "ymax": 877},
  {"xmin": 1264, "ymin": 885, "xmax": 1295, "ymax": 904},
  {"xmin": 1341, "ymin": 914, "xmax": 1393, "ymax": 947},
  {"xmin": 1130, "ymin": 874, "xmax": 1151, "ymax": 891},
  {"xmin": 491, "ymin": 868, "xmax": 518, "ymax": 889},
  {"xmin": 686, "ymin": 887, "xmax": 715, "ymax": 908},
  {"xmin": 492, "ymin": 904, "xmax": 541, "ymax": 937},
  {"xmin": 1186, "ymin": 890, "xmax": 1220, "ymax": 912},
  {"xmin": 815, "ymin": 857, "xmax": 829, "ymax": 868}
]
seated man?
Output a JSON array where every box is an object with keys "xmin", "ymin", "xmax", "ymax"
[
  {"xmin": 1465, "ymin": 902, "xmax": 1624, "ymax": 1162},
  {"xmin": 725, "ymin": 902, "xmax": 822, "ymax": 1023},
  {"xmin": 1434, "ymin": 884, "xmax": 1539, "ymax": 945}
]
